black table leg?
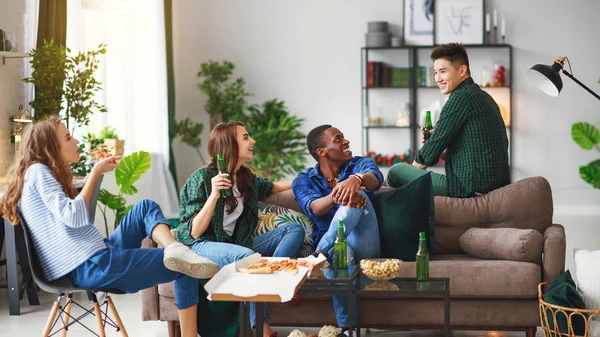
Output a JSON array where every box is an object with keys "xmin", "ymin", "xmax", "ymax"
[
  {"xmin": 444, "ymin": 292, "xmax": 451, "ymax": 337},
  {"xmin": 255, "ymin": 302, "xmax": 264, "ymax": 337},
  {"xmin": 239, "ymin": 302, "xmax": 251, "ymax": 337},
  {"xmin": 347, "ymin": 287, "xmax": 354, "ymax": 337},
  {"xmin": 5, "ymin": 219, "xmax": 21, "ymax": 315},
  {"xmin": 355, "ymin": 293, "xmax": 361, "ymax": 337}
]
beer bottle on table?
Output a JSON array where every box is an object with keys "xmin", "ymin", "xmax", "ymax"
[
  {"xmin": 216, "ymin": 154, "xmax": 233, "ymax": 198},
  {"xmin": 423, "ymin": 110, "xmax": 433, "ymax": 141},
  {"xmin": 334, "ymin": 221, "xmax": 347, "ymax": 269},
  {"xmin": 416, "ymin": 232, "xmax": 430, "ymax": 281}
]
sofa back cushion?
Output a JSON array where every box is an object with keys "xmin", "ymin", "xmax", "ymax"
[
  {"xmin": 433, "ymin": 176, "xmax": 553, "ymax": 254},
  {"xmin": 373, "ymin": 172, "xmax": 435, "ymax": 261}
]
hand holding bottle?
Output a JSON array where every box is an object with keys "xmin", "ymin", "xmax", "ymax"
[
  {"xmin": 421, "ymin": 125, "xmax": 434, "ymax": 143},
  {"xmin": 210, "ymin": 173, "xmax": 232, "ymax": 199},
  {"xmin": 422, "ymin": 110, "xmax": 434, "ymax": 143}
]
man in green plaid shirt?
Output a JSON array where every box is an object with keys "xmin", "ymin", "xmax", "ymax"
[{"xmin": 388, "ymin": 43, "xmax": 510, "ymax": 198}]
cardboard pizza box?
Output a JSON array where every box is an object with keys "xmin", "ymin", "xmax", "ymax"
[{"xmin": 204, "ymin": 253, "xmax": 325, "ymax": 303}]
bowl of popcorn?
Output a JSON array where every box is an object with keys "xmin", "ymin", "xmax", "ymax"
[{"xmin": 359, "ymin": 258, "xmax": 401, "ymax": 281}]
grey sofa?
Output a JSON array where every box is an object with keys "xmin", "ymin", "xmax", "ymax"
[{"xmin": 141, "ymin": 176, "xmax": 565, "ymax": 337}]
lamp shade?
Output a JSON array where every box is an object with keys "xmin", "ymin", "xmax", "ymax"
[
  {"xmin": 13, "ymin": 105, "xmax": 33, "ymax": 123},
  {"xmin": 527, "ymin": 61, "xmax": 564, "ymax": 97}
]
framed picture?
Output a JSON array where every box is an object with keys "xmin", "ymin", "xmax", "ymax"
[
  {"xmin": 403, "ymin": 0, "xmax": 434, "ymax": 46},
  {"xmin": 434, "ymin": 0, "xmax": 484, "ymax": 45}
]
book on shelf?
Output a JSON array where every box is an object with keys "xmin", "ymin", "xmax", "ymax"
[{"xmin": 366, "ymin": 62, "xmax": 435, "ymax": 88}]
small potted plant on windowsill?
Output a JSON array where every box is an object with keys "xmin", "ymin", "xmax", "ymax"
[{"xmin": 99, "ymin": 125, "xmax": 124, "ymax": 156}]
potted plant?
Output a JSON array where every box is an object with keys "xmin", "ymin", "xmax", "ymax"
[
  {"xmin": 572, "ymin": 122, "xmax": 600, "ymax": 189},
  {"xmin": 96, "ymin": 151, "xmax": 152, "ymax": 236},
  {"xmin": 173, "ymin": 60, "xmax": 250, "ymax": 162},
  {"xmin": 24, "ymin": 40, "xmax": 107, "ymax": 131},
  {"xmin": 24, "ymin": 39, "xmax": 108, "ymax": 176},
  {"xmin": 241, "ymin": 99, "xmax": 307, "ymax": 180},
  {"xmin": 99, "ymin": 125, "xmax": 124, "ymax": 156}
]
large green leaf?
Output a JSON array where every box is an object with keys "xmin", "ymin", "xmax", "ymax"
[
  {"xmin": 572, "ymin": 122, "xmax": 600, "ymax": 150},
  {"xmin": 97, "ymin": 188, "xmax": 126, "ymax": 210},
  {"xmin": 579, "ymin": 159, "xmax": 600, "ymax": 189},
  {"xmin": 115, "ymin": 151, "xmax": 152, "ymax": 194}
]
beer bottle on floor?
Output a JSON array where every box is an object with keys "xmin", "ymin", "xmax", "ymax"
[
  {"xmin": 334, "ymin": 221, "xmax": 347, "ymax": 269},
  {"xmin": 423, "ymin": 111, "xmax": 433, "ymax": 141},
  {"xmin": 416, "ymin": 232, "xmax": 430, "ymax": 281},
  {"xmin": 216, "ymin": 154, "xmax": 233, "ymax": 198}
]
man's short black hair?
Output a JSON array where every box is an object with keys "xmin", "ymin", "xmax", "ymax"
[
  {"xmin": 430, "ymin": 42, "xmax": 471, "ymax": 75},
  {"xmin": 307, "ymin": 124, "xmax": 332, "ymax": 161}
]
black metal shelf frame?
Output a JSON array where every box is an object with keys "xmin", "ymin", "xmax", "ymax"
[{"xmin": 360, "ymin": 44, "xmax": 513, "ymax": 178}]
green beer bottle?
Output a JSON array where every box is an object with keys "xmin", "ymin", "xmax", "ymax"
[
  {"xmin": 416, "ymin": 232, "xmax": 430, "ymax": 281},
  {"xmin": 216, "ymin": 154, "xmax": 234, "ymax": 198},
  {"xmin": 423, "ymin": 110, "xmax": 433, "ymax": 141},
  {"xmin": 333, "ymin": 221, "xmax": 347, "ymax": 269}
]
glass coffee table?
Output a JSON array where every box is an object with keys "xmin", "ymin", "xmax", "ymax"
[
  {"xmin": 297, "ymin": 266, "xmax": 360, "ymax": 337},
  {"xmin": 247, "ymin": 266, "xmax": 360, "ymax": 337},
  {"xmin": 355, "ymin": 276, "xmax": 451, "ymax": 337}
]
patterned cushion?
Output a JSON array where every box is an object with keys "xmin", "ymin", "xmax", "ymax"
[{"xmin": 255, "ymin": 202, "xmax": 315, "ymax": 258}]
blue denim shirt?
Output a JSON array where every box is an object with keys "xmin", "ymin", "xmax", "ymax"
[{"xmin": 292, "ymin": 156, "xmax": 383, "ymax": 247}]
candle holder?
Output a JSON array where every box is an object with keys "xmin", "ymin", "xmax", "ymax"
[
  {"xmin": 494, "ymin": 27, "xmax": 498, "ymax": 44},
  {"xmin": 486, "ymin": 31, "xmax": 491, "ymax": 45},
  {"xmin": 502, "ymin": 35, "xmax": 505, "ymax": 44}
]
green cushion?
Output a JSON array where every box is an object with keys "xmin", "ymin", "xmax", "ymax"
[
  {"xmin": 543, "ymin": 270, "xmax": 587, "ymax": 335},
  {"xmin": 374, "ymin": 172, "xmax": 435, "ymax": 261}
]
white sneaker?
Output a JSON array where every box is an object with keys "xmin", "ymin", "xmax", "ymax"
[{"xmin": 163, "ymin": 242, "xmax": 219, "ymax": 279}]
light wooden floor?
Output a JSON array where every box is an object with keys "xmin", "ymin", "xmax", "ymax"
[{"xmin": 0, "ymin": 290, "xmax": 543, "ymax": 337}]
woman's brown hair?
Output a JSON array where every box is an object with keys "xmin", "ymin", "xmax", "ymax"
[
  {"xmin": 0, "ymin": 116, "xmax": 77, "ymax": 224},
  {"xmin": 206, "ymin": 121, "xmax": 256, "ymax": 214}
]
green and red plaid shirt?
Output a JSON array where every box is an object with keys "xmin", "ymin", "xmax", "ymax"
[
  {"xmin": 175, "ymin": 166, "xmax": 274, "ymax": 249},
  {"xmin": 415, "ymin": 77, "xmax": 510, "ymax": 198}
]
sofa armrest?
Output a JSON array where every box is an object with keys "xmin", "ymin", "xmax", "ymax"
[
  {"xmin": 542, "ymin": 224, "xmax": 566, "ymax": 284},
  {"xmin": 141, "ymin": 237, "xmax": 160, "ymax": 321}
]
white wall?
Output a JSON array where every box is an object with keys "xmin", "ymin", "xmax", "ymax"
[
  {"xmin": 172, "ymin": 0, "xmax": 600, "ymax": 208},
  {"xmin": 0, "ymin": 0, "xmax": 27, "ymax": 176},
  {"xmin": 171, "ymin": 0, "xmax": 600, "ymax": 271}
]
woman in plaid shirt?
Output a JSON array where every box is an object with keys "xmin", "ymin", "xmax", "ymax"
[{"xmin": 176, "ymin": 121, "xmax": 305, "ymax": 337}]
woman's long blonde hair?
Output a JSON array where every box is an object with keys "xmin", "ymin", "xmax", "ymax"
[{"xmin": 0, "ymin": 116, "xmax": 77, "ymax": 224}]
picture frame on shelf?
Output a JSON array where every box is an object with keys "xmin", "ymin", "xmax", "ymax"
[
  {"xmin": 434, "ymin": 0, "xmax": 484, "ymax": 45},
  {"xmin": 403, "ymin": 0, "xmax": 434, "ymax": 46}
]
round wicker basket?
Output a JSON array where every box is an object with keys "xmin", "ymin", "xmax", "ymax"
[{"xmin": 538, "ymin": 282, "xmax": 600, "ymax": 337}]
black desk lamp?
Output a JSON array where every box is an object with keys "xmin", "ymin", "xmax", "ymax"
[{"xmin": 527, "ymin": 56, "xmax": 600, "ymax": 100}]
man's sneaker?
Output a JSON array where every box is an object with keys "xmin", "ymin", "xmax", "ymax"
[
  {"xmin": 341, "ymin": 327, "xmax": 358, "ymax": 337},
  {"xmin": 163, "ymin": 242, "xmax": 219, "ymax": 279}
]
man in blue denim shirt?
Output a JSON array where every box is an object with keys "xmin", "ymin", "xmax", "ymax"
[{"xmin": 292, "ymin": 124, "xmax": 383, "ymax": 333}]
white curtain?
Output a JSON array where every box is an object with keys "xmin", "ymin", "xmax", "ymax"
[
  {"xmin": 24, "ymin": 0, "xmax": 39, "ymax": 111},
  {"xmin": 66, "ymin": 0, "xmax": 179, "ymax": 218}
]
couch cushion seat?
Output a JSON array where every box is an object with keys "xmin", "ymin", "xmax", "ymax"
[
  {"xmin": 394, "ymin": 254, "xmax": 540, "ymax": 299},
  {"xmin": 158, "ymin": 254, "xmax": 540, "ymax": 300}
]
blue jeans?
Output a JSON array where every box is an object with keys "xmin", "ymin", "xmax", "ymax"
[
  {"xmin": 190, "ymin": 222, "xmax": 304, "ymax": 327},
  {"xmin": 70, "ymin": 199, "xmax": 199, "ymax": 310},
  {"xmin": 316, "ymin": 191, "xmax": 381, "ymax": 328}
]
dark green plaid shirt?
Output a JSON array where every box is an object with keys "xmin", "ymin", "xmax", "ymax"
[
  {"xmin": 175, "ymin": 166, "xmax": 274, "ymax": 249},
  {"xmin": 415, "ymin": 77, "xmax": 510, "ymax": 198}
]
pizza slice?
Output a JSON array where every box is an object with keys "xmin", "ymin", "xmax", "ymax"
[{"xmin": 237, "ymin": 259, "xmax": 274, "ymax": 274}]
